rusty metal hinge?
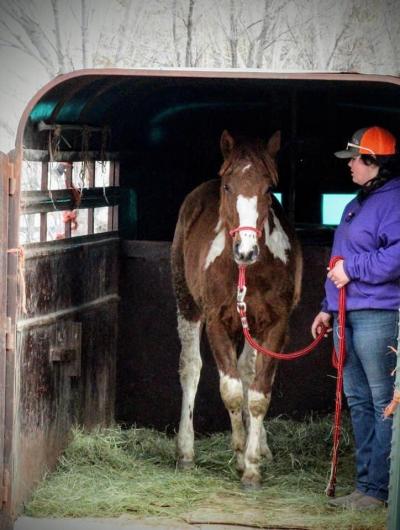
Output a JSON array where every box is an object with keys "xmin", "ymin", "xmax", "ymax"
[
  {"xmin": 5, "ymin": 317, "xmax": 14, "ymax": 351},
  {"xmin": 1, "ymin": 469, "xmax": 10, "ymax": 505}
]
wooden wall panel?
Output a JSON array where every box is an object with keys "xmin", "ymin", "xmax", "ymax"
[
  {"xmin": 117, "ymin": 240, "xmax": 335, "ymax": 433},
  {"xmin": 13, "ymin": 234, "xmax": 119, "ymax": 513}
]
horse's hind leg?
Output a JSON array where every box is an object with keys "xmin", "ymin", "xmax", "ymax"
[
  {"xmin": 171, "ymin": 220, "xmax": 203, "ymax": 468},
  {"xmin": 176, "ymin": 312, "xmax": 202, "ymax": 468}
]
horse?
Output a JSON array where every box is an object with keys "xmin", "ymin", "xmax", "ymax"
[{"xmin": 171, "ymin": 129, "xmax": 302, "ymax": 488}]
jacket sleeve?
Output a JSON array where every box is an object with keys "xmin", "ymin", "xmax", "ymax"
[
  {"xmin": 320, "ymin": 297, "xmax": 329, "ymax": 312},
  {"xmin": 344, "ymin": 206, "xmax": 400, "ymax": 284}
]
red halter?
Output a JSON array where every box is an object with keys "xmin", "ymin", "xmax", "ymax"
[{"xmin": 229, "ymin": 226, "xmax": 262, "ymax": 238}]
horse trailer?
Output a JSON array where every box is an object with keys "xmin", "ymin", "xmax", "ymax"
[{"xmin": 1, "ymin": 69, "xmax": 400, "ymax": 526}]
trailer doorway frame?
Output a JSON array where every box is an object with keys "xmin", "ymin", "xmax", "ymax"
[{"xmin": 1, "ymin": 68, "xmax": 400, "ymax": 522}]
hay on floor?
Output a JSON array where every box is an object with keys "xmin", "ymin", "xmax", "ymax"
[{"xmin": 26, "ymin": 415, "xmax": 386, "ymax": 530}]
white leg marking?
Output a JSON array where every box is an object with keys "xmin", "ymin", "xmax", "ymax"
[
  {"xmin": 243, "ymin": 389, "xmax": 270, "ymax": 484},
  {"xmin": 263, "ymin": 208, "xmax": 291, "ymax": 264},
  {"xmin": 177, "ymin": 314, "xmax": 202, "ymax": 463},
  {"xmin": 219, "ymin": 372, "xmax": 246, "ymax": 469},
  {"xmin": 260, "ymin": 422, "xmax": 273, "ymax": 461},
  {"xmin": 205, "ymin": 219, "xmax": 226, "ymax": 269},
  {"xmin": 236, "ymin": 195, "xmax": 259, "ymax": 254}
]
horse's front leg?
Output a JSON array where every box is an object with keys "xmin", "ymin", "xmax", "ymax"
[
  {"xmin": 238, "ymin": 342, "xmax": 273, "ymax": 463},
  {"xmin": 206, "ymin": 318, "xmax": 246, "ymax": 472},
  {"xmin": 241, "ymin": 324, "xmax": 285, "ymax": 489},
  {"xmin": 176, "ymin": 313, "xmax": 202, "ymax": 468}
]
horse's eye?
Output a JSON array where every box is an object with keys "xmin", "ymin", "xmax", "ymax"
[
  {"xmin": 223, "ymin": 184, "xmax": 231, "ymax": 193},
  {"xmin": 264, "ymin": 187, "xmax": 271, "ymax": 195}
]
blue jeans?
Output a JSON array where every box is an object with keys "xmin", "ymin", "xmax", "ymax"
[{"xmin": 333, "ymin": 309, "xmax": 398, "ymax": 501}]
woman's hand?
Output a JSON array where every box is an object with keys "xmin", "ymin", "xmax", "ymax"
[
  {"xmin": 327, "ymin": 259, "xmax": 350, "ymax": 289},
  {"xmin": 311, "ymin": 311, "xmax": 332, "ymax": 339}
]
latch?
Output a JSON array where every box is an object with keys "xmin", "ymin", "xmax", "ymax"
[
  {"xmin": 50, "ymin": 321, "xmax": 82, "ymax": 377},
  {"xmin": 8, "ymin": 161, "xmax": 16, "ymax": 196}
]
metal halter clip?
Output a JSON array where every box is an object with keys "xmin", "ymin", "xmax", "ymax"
[
  {"xmin": 236, "ymin": 285, "xmax": 247, "ymax": 313},
  {"xmin": 237, "ymin": 285, "xmax": 247, "ymax": 303}
]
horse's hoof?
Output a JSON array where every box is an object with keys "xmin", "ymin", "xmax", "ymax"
[
  {"xmin": 236, "ymin": 462, "xmax": 245, "ymax": 473},
  {"xmin": 177, "ymin": 459, "xmax": 194, "ymax": 470},
  {"xmin": 235, "ymin": 454, "xmax": 245, "ymax": 472},
  {"xmin": 260, "ymin": 446, "xmax": 273, "ymax": 462},
  {"xmin": 241, "ymin": 476, "xmax": 262, "ymax": 490}
]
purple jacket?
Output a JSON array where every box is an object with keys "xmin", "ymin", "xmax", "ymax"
[{"xmin": 322, "ymin": 177, "xmax": 400, "ymax": 312}]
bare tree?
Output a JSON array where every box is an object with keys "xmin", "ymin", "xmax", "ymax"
[
  {"xmin": 81, "ymin": 0, "xmax": 89, "ymax": 68},
  {"xmin": 169, "ymin": 0, "xmax": 204, "ymax": 67},
  {"xmin": 0, "ymin": 1, "xmax": 57, "ymax": 77},
  {"xmin": 381, "ymin": 0, "xmax": 400, "ymax": 74},
  {"xmin": 228, "ymin": 0, "xmax": 239, "ymax": 67},
  {"xmin": 50, "ymin": 0, "xmax": 67, "ymax": 73},
  {"xmin": 172, "ymin": 0, "xmax": 182, "ymax": 66},
  {"xmin": 185, "ymin": 0, "xmax": 195, "ymax": 67},
  {"xmin": 0, "ymin": 0, "xmax": 87, "ymax": 76},
  {"xmin": 113, "ymin": 1, "xmax": 145, "ymax": 65}
]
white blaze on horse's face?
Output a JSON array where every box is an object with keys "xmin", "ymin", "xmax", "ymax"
[{"xmin": 234, "ymin": 195, "xmax": 259, "ymax": 265}]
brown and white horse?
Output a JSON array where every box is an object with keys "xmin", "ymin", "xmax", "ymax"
[{"xmin": 171, "ymin": 130, "xmax": 302, "ymax": 488}]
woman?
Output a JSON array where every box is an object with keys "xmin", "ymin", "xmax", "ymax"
[{"xmin": 312, "ymin": 126, "xmax": 400, "ymax": 510}]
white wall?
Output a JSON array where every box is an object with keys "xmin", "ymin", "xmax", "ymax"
[{"xmin": 0, "ymin": 0, "xmax": 399, "ymax": 153}]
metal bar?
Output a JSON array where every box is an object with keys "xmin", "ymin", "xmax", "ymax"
[
  {"xmin": 107, "ymin": 162, "xmax": 115, "ymax": 231},
  {"xmin": 40, "ymin": 162, "xmax": 48, "ymax": 242},
  {"xmin": 21, "ymin": 186, "xmax": 120, "ymax": 214},
  {"xmin": 88, "ymin": 162, "xmax": 95, "ymax": 235},
  {"xmin": 64, "ymin": 165, "xmax": 72, "ymax": 238},
  {"xmin": 23, "ymin": 150, "xmax": 120, "ymax": 162},
  {"xmin": 113, "ymin": 162, "xmax": 120, "ymax": 231},
  {"xmin": 38, "ymin": 121, "xmax": 104, "ymax": 133}
]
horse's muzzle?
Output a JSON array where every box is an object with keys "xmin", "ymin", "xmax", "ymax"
[{"xmin": 233, "ymin": 242, "xmax": 259, "ymax": 265}]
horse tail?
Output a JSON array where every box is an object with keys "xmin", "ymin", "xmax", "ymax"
[{"xmin": 171, "ymin": 210, "xmax": 201, "ymax": 322}]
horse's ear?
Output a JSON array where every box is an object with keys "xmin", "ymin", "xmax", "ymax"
[
  {"xmin": 220, "ymin": 130, "xmax": 234, "ymax": 159},
  {"xmin": 266, "ymin": 130, "xmax": 281, "ymax": 158}
]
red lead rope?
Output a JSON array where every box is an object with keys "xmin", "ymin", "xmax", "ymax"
[
  {"xmin": 235, "ymin": 256, "xmax": 346, "ymax": 496},
  {"xmin": 325, "ymin": 256, "xmax": 346, "ymax": 497},
  {"xmin": 236, "ymin": 265, "xmax": 327, "ymax": 359}
]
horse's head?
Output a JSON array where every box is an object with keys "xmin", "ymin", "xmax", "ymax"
[{"xmin": 218, "ymin": 130, "xmax": 280, "ymax": 266}]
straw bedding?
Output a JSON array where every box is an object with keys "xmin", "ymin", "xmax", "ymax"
[{"xmin": 26, "ymin": 415, "xmax": 386, "ymax": 529}]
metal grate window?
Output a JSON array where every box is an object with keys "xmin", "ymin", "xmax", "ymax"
[{"xmin": 20, "ymin": 158, "xmax": 120, "ymax": 244}]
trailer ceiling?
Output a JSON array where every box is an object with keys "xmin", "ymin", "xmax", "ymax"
[
  {"xmin": 23, "ymin": 72, "xmax": 400, "ymax": 239},
  {"xmin": 25, "ymin": 74, "xmax": 400, "ymax": 153}
]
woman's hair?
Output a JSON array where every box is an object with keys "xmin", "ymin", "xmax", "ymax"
[{"xmin": 357, "ymin": 153, "xmax": 400, "ymax": 202}]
